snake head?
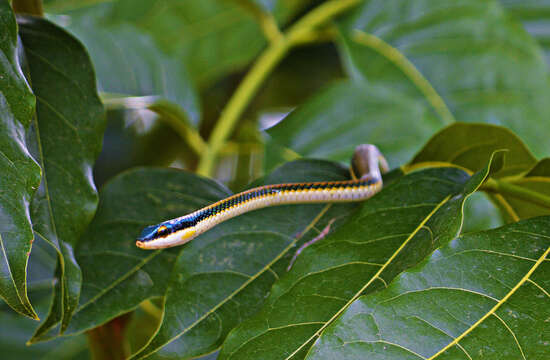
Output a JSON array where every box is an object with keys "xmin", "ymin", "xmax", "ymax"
[{"xmin": 136, "ymin": 220, "xmax": 197, "ymax": 249}]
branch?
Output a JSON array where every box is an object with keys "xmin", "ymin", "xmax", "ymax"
[{"xmin": 196, "ymin": 0, "xmax": 361, "ymax": 176}]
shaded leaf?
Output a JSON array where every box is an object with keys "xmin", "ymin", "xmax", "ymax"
[
  {"xmin": 307, "ymin": 216, "xmax": 550, "ymax": 360},
  {"xmin": 339, "ymin": 0, "xmax": 550, "ymax": 157},
  {"xmin": 501, "ymin": 0, "xmax": 550, "ymax": 66},
  {"xmin": 267, "ymin": 80, "xmax": 443, "ymax": 167},
  {"xmin": 0, "ymin": 285, "xmax": 89, "ymax": 359},
  {"xmin": 88, "ymin": 0, "xmax": 265, "ymax": 89},
  {"xmin": 16, "ymin": 16, "xmax": 105, "ymax": 340},
  {"xmin": 130, "ymin": 160, "xmax": 362, "ymax": 359},
  {"xmin": 496, "ymin": 158, "xmax": 550, "ymax": 220},
  {"xmin": 410, "ymin": 123, "xmax": 536, "ymax": 177},
  {"xmin": 410, "ymin": 123, "xmax": 550, "ymax": 223},
  {"xmin": 64, "ymin": 168, "xmax": 231, "ymax": 336},
  {"xmin": 53, "ymin": 3, "xmax": 200, "ymax": 125},
  {"xmin": 218, "ymin": 155, "xmax": 501, "ymax": 359},
  {"xmin": 0, "ymin": 1, "xmax": 41, "ymax": 318}
]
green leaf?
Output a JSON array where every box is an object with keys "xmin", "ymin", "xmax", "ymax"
[
  {"xmin": 339, "ymin": 0, "xmax": 550, "ymax": 157},
  {"xmin": 307, "ymin": 216, "xmax": 550, "ymax": 360},
  {"xmin": 218, "ymin": 155, "xmax": 502, "ymax": 359},
  {"xmin": 0, "ymin": 2, "xmax": 41, "ymax": 319},
  {"xmin": 0, "ymin": 286, "xmax": 90, "ymax": 359},
  {"xmin": 410, "ymin": 123, "xmax": 550, "ymax": 223},
  {"xmin": 129, "ymin": 160, "xmax": 361, "ymax": 359},
  {"xmin": 63, "ymin": 168, "xmax": 231, "ymax": 336},
  {"xmin": 494, "ymin": 158, "xmax": 550, "ymax": 220},
  {"xmin": 86, "ymin": 0, "xmax": 266, "ymax": 89},
  {"xmin": 51, "ymin": 0, "xmax": 318, "ymax": 90},
  {"xmin": 51, "ymin": 3, "xmax": 200, "ymax": 126},
  {"xmin": 501, "ymin": 0, "xmax": 550, "ymax": 66},
  {"xmin": 410, "ymin": 123, "xmax": 537, "ymax": 177},
  {"xmin": 267, "ymin": 80, "xmax": 443, "ymax": 167},
  {"xmin": 15, "ymin": 16, "xmax": 105, "ymax": 341}
]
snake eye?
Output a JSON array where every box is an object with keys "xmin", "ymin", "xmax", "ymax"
[{"xmin": 156, "ymin": 225, "xmax": 169, "ymax": 237}]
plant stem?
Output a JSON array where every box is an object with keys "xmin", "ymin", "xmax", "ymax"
[
  {"xmin": 352, "ymin": 30, "xmax": 455, "ymax": 125},
  {"xmin": 482, "ymin": 179, "xmax": 550, "ymax": 210},
  {"xmin": 196, "ymin": 0, "xmax": 361, "ymax": 177},
  {"xmin": 12, "ymin": 0, "xmax": 43, "ymax": 16}
]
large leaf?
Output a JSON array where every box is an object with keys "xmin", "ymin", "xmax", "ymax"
[
  {"xmin": 307, "ymin": 216, "xmax": 550, "ymax": 359},
  {"xmin": 47, "ymin": 0, "xmax": 313, "ymax": 91},
  {"xmin": 218, "ymin": 156, "xmax": 502, "ymax": 359},
  {"xmin": 339, "ymin": 0, "xmax": 550, "ymax": 157},
  {"xmin": 0, "ymin": 2, "xmax": 41, "ymax": 319},
  {"xmin": 51, "ymin": 3, "xmax": 200, "ymax": 126},
  {"xmin": 103, "ymin": 0, "xmax": 270, "ymax": 88},
  {"xmin": 64, "ymin": 167, "xmax": 231, "ymax": 336},
  {"xmin": 501, "ymin": 0, "xmax": 550, "ymax": 66},
  {"xmin": 66, "ymin": 160, "xmax": 359, "ymax": 359},
  {"xmin": 16, "ymin": 16, "xmax": 105, "ymax": 340},
  {"xmin": 131, "ymin": 160, "xmax": 363, "ymax": 359},
  {"xmin": 267, "ymin": 80, "xmax": 443, "ymax": 167}
]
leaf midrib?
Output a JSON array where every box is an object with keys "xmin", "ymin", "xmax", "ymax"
[
  {"xmin": 133, "ymin": 204, "xmax": 335, "ymax": 359},
  {"xmin": 284, "ymin": 194, "xmax": 453, "ymax": 360},
  {"xmin": 427, "ymin": 242, "xmax": 550, "ymax": 359}
]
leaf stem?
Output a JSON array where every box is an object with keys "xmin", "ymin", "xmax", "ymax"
[
  {"xmin": 482, "ymin": 178, "xmax": 550, "ymax": 209},
  {"xmin": 233, "ymin": 0, "xmax": 283, "ymax": 43},
  {"xmin": 196, "ymin": 0, "xmax": 361, "ymax": 176},
  {"xmin": 11, "ymin": 0, "xmax": 43, "ymax": 16},
  {"xmin": 352, "ymin": 30, "xmax": 455, "ymax": 125}
]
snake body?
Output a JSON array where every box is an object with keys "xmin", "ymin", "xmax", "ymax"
[{"xmin": 136, "ymin": 145, "xmax": 387, "ymax": 249}]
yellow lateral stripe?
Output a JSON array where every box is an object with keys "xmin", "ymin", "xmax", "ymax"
[
  {"xmin": 286, "ymin": 194, "xmax": 452, "ymax": 360},
  {"xmin": 198, "ymin": 184, "xmax": 377, "ymax": 220},
  {"xmin": 428, "ymin": 245, "xmax": 550, "ymax": 359}
]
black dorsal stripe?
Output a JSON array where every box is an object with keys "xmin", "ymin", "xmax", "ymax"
[{"xmin": 182, "ymin": 178, "xmax": 379, "ymax": 227}]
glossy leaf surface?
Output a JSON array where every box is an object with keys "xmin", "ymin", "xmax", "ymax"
[
  {"xmin": 0, "ymin": 2, "xmax": 41, "ymax": 319},
  {"xmin": 307, "ymin": 216, "xmax": 550, "ymax": 360},
  {"xmin": 218, "ymin": 156, "xmax": 501, "ymax": 359},
  {"xmin": 16, "ymin": 16, "xmax": 105, "ymax": 340}
]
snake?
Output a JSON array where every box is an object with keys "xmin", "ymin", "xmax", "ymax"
[{"xmin": 136, "ymin": 144, "xmax": 388, "ymax": 249}]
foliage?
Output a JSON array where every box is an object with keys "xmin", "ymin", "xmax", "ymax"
[{"xmin": 1, "ymin": 0, "xmax": 549, "ymax": 359}]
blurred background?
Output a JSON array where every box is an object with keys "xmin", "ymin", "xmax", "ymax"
[{"xmin": 3, "ymin": 0, "xmax": 550, "ymax": 358}]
